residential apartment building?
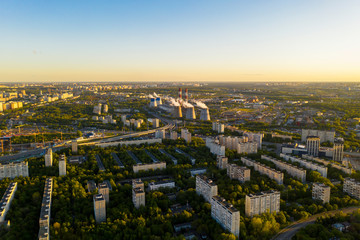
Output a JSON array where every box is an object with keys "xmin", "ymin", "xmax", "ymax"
[
  {"xmin": 212, "ymin": 122, "xmax": 224, "ymax": 133},
  {"xmin": 241, "ymin": 157, "xmax": 284, "ymax": 185},
  {"xmin": 237, "ymin": 141, "xmax": 258, "ymax": 154},
  {"xmin": 206, "ymin": 138, "xmax": 226, "ymax": 156},
  {"xmin": 38, "ymin": 178, "xmax": 53, "ymax": 240},
  {"xmin": 72, "ymin": 140, "xmax": 78, "ymax": 153},
  {"xmin": 98, "ymin": 182, "xmax": 110, "ymax": 203},
  {"xmin": 0, "ymin": 161, "xmax": 29, "ymax": 180},
  {"xmin": 261, "ymin": 155, "xmax": 306, "ymax": 183},
  {"xmin": 302, "ymin": 154, "xmax": 352, "ymax": 175},
  {"xmin": 196, "ymin": 175, "xmax": 218, "ymax": 203},
  {"xmin": 148, "ymin": 180, "xmax": 175, "ymax": 191},
  {"xmin": 281, "ymin": 154, "xmax": 328, "ymax": 178},
  {"xmin": 155, "ymin": 129, "xmax": 166, "ymax": 139},
  {"xmin": 59, "ymin": 154, "xmax": 67, "ymax": 176},
  {"xmin": 343, "ymin": 178, "xmax": 360, "ymax": 200},
  {"xmin": 245, "ymin": 190, "xmax": 280, "ymax": 217},
  {"xmin": 211, "ymin": 196, "xmax": 240, "ymax": 237},
  {"xmin": 44, "ymin": 148, "xmax": 53, "ymax": 167},
  {"xmin": 132, "ymin": 179, "xmax": 145, "ymax": 209},
  {"xmin": 217, "ymin": 156, "xmax": 228, "ymax": 169},
  {"xmin": 133, "ymin": 162, "xmax": 166, "ymax": 173},
  {"xmin": 93, "ymin": 194, "xmax": 106, "ymax": 223},
  {"xmin": 181, "ymin": 128, "xmax": 192, "ymax": 143},
  {"xmin": 0, "ymin": 182, "xmax": 17, "ymax": 223},
  {"xmin": 312, "ymin": 183, "xmax": 331, "ymax": 203},
  {"xmin": 227, "ymin": 164, "xmax": 250, "ymax": 183}
]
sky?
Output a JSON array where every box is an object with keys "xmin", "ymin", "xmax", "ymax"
[{"xmin": 0, "ymin": 0, "xmax": 359, "ymax": 82}]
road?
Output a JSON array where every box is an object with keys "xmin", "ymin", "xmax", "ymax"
[{"xmin": 272, "ymin": 206, "xmax": 360, "ymax": 240}]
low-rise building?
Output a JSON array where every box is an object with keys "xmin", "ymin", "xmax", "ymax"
[
  {"xmin": 312, "ymin": 183, "xmax": 331, "ymax": 203},
  {"xmin": 227, "ymin": 164, "xmax": 250, "ymax": 183},
  {"xmin": 237, "ymin": 141, "xmax": 258, "ymax": 154},
  {"xmin": 148, "ymin": 180, "xmax": 175, "ymax": 191},
  {"xmin": 281, "ymin": 154, "xmax": 328, "ymax": 178},
  {"xmin": 206, "ymin": 138, "xmax": 225, "ymax": 156},
  {"xmin": 133, "ymin": 162, "xmax": 166, "ymax": 173},
  {"xmin": 211, "ymin": 196, "xmax": 240, "ymax": 237},
  {"xmin": 196, "ymin": 175, "xmax": 218, "ymax": 203},
  {"xmin": 245, "ymin": 190, "xmax": 280, "ymax": 217}
]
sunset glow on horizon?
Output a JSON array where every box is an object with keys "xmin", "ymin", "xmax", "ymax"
[{"xmin": 1, "ymin": 0, "xmax": 359, "ymax": 82}]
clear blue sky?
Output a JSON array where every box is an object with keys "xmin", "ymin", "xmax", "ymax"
[{"xmin": 1, "ymin": 0, "xmax": 359, "ymax": 82}]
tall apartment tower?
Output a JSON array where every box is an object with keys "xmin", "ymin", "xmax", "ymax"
[
  {"xmin": 59, "ymin": 154, "xmax": 67, "ymax": 176},
  {"xmin": 45, "ymin": 148, "xmax": 53, "ymax": 167},
  {"xmin": 132, "ymin": 179, "xmax": 145, "ymax": 208},
  {"xmin": 245, "ymin": 190, "xmax": 280, "ymax": 217},
  {"xmin": 72, "ymin": 140, "xmax": 78, "ymax": 153},
  {"xmin": 312, "ymin": 183, "xmax": 331, "ymax": 203},
  {"xmin": 306, "ymin": 136, "xmax": 320, "ymax": 157},
  {"xmin": 211, "ymin": 196, "xmax": 240, "ymax": 237},
  {"xmin": 98, "ymin": 182, "xmax": 110, "ymax": 203},
  {"xmin": 195, "ymin": 175, "xmax": 218, "ymax": 203},
  {"xmin": 93, "ymin": 194, "xmax": 106, "ymax": 223},
  {"xmin": 333, "ymin": 138, "xmax": 344, "ymax": 162}
]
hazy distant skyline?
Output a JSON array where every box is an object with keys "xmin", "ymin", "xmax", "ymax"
[{"xmin": 1, "ymin": 0, "xmax": 359, "ymax": 82}]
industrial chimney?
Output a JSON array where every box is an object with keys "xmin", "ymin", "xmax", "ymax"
[
  {"xmin": 200, "ymin": 108, "xmax": 211, "ymax": 121},
  {"xmin": 186, "ymin": 107, "xmax": 196, "ymax": 120},
  {"xmin": 173, "ymin": 106, "xmax": 183, "ymax": 118}
]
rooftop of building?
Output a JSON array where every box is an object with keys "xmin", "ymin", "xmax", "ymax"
[
  {"xmin": 196, "ymin": 174, "xmax": 217, "ymax": 186},
  {"xmin": 212, "ymin": 195, "xmax": 239, "ymax": 213},
  {"xmin": 313, "ymin": 182, "xmax": 331, "ymax": 189},
  {"xmin": 133, "ymin": 187, "xmax": 145, "ymax": 194},
  {"xmin": 149, "ymin": 180, "xmax": 175, "ymax": 186},
  {"xmin": 98, "ymin": 183, "xmax": 108, "ymax": 189},
  {"xmin": 247, "ymin": 190, "xmax": 280, "ymax": 198},
  {"xmin": 93, "ymin": 194, "xmax": 105, "ymax": 202}
]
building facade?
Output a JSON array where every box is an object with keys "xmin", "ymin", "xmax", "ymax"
[
  {"xmin": 333, "ymin": 138, "xmax": 344, "ymax": 162},
  {"xmin": 241, "ymin": 157, "xmax": 284, "ymax": 185},
  {"xmin": 227, "ymin": 164, "xmax": 250, "ymax": 183},
  {"xmin": 133, "ymin": 162, "xmax": 166, "ymax": 173},
  {"xmin": 217, "ymin": 156, "xmax": 228, "ymax": 169},
  {"xmin": 59, "ymin": 154, "xmax": 67, "ymax": 176},
  {"xmin": 45, "ymin": 148, "xmax": 53, "ymax": 167},
  {"xmin": 211, "ymin": 196, "xmax": 240, "ymax": 237},
  {"xmin": 245, "ymin": 190, "xmax": 280, "ymax": 217},
  {"xmin": 195, "ymin": 175, "xmax": 218, "ymax": 203},
  {"xmin": 261, "ymin": 155, "xmax": 306, "ymax": 183},
  {"xmin": 343, "ymin": 178, "xmax": 360, "ymax": 200},
  {"xmin": 93, "ymin": 194, "xmax": 106, "ymax": 223},
  {"xmin": 148, "ymin": 180, "xmax": 175, "ymax": 191},
  {"xmin": 312, "ymin": 182, "xmax": 331, "ymax": 203},
  {"xmin": 0, "ymin": 161, "xmax": 29, "ymax": 180},
  {"xmin": 306, "ymin": 136, "xmax": 320, "ymax": 157},
  {"xmin": 0, "ymin": 182, "xmax": 17, "ymax": 223},
  {"xmin": 281, "ymin": 154, "xmax": 328, "ymax": 178}
]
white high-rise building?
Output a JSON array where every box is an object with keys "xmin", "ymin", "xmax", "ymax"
[
  {"xmin": 306, "ymin": 136, "xmax": 320, "ymax": 157},
  {"xmin": 45, "ymin": 148, "xmax": 53, "ymax": 167},
  {"xmin": 196, "ymin": 175, "xmax": 218, "ymax": 203},
  {"xmin": 343, "ymin": 178, "xmax": 360, "ymax": 200},
  {"xmin": 227, "ymin": 164, "xmax": 250, "ymax": 183},
  {"xmin": 211, "ymin": 196, "xmax": 240, "ymax": 237},
  {"xmin": 98, "ymin": 182, "xmax": 110, "ymax": 204},
  {"xmin": 59, "ymin": 154, "xmax": 67, "ymax": 176}
]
